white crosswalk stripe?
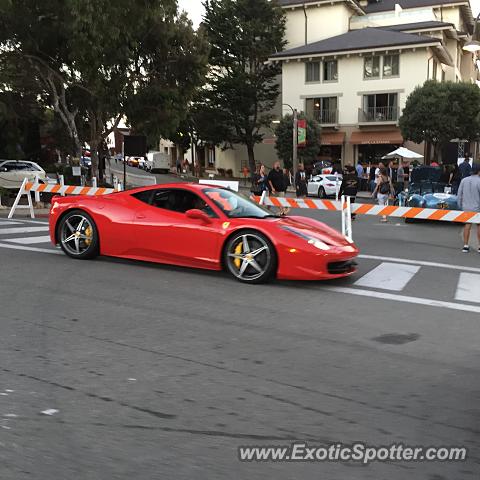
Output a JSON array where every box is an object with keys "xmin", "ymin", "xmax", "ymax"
[
  {"xmin": 0, "ymin": 226, "xmax": 49, "ymax": 235},
  {"xmin": 5, "ymin": 235, "xmax": 52, "ymax": 245},
  {"xmin": 455, "ymin": 273, "xmax": 480, "ymax": 304},
  {"xmin": 354, "ymin": 262, "xmax": 420, "ymax": 291}
]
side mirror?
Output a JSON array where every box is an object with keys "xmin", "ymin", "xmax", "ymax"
[{"xmin": 186, "ymin": 209, "xmax": 211, "ymax": 223}]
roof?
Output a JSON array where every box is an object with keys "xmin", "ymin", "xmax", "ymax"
[
  {"xmin": 363, "ymin": 0, "xmax": 469, "ymax": 14},
  {"xmin": 380, "ymin": 20, "xmax": 454, "ymax": 31},
  {"xmin": 270, "ymin": 27, "xmax": 440, "ymax": 58}
]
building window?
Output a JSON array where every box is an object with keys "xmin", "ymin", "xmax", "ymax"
[
  {"xmin": 361, "ymin": 93, "xmax": 398, "ymax": 122},
  {"xmin": 305, "ymin": 62, "xmax": 320, "ymax": 82},
  {"xmin": 323, "ymin": 60, "xmax": 338, "ymax": 81},
  {"xmin": 364, "ymin": 56, "xmax": 380, "ymax": 79},
  {"xmin": 383, "ymin": 54, "xmax": 399, "ymax": 77},
  {"xmin": 312, "ymin": 97, "xmax": 338, "ymax": 124},
  {"xmin": 207, "ymin": 146, "xmax": 215, "ymax": 167}
]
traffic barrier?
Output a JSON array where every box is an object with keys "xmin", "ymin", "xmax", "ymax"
[
  {"xmin": 8, "ymin": 178, "xmax": 120, "ymax": 219},
  {"xmin": 252, "ymin": 195, "xmax": 480, "ymax": 224}
]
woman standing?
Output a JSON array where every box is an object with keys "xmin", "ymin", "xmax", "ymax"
[
  {"xmin": 372, "ymin": 167, "xmax": 394, "ymax": 223},
  {"xmin": 251, "ymin": 164, "xmax": 268, "ymax": 196}
]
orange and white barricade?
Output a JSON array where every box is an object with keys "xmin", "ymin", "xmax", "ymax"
[{"xmin": 8, "ymin": 178, "xmax": 120, "ymax": 219}]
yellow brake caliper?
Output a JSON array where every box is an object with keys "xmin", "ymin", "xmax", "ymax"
[
  {"xmin": 84, "ymin": 226, "xmax": 93, "ymax": 246},
  {"xmin": 234, "ymin": 241, "xmax": 243, "ymax": 269}
]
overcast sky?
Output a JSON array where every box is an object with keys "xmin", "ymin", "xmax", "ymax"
[{"xmin": 176, "ymin": 0, "xmax": 480, "ymax": 29}]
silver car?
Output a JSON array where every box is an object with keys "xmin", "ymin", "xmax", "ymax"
[{"xmin": 0, "ymin": 160, "xmax": 47, "ymax": 189}]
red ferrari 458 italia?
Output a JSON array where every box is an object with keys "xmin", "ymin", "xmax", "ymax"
[{"xmin": 49, "ymin": 183, "xmax": 358, "ymax": 283}]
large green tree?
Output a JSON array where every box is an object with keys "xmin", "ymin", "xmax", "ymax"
[
  {"xmin": 202, "ymin": 0, "xmax": 286, "ymax": 174},
  {"xmin": 275, "ymin": 114, "xmax": 321, "ymax": 169},
  {"xmin": 400, "ymin": 80, "xmax": 480, "ymax": 160},
  {"xmin": 0, "ymin": 0, "xmax": 209, "ymax": 178}
]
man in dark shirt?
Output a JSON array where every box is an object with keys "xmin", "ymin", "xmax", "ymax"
[
  {"xmin": 268, "ymin": 161, "xmax": 288, "ymax": 214},
  {"xmin": 459, "ymin": 156, "xmax": 472, "ymax": 180},
  {"xmin": 339, "ymin": 164, "xmax": 359, "ymax": 220}
]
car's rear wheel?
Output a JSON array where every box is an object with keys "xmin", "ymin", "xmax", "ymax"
[
  {"xmin": 224, "ymin": 230, "xmax": 276, "ymax": 284},
  {"xmin": 317, "ymin": 186, "xmax": 326, "ymax": 198},
  {"xmin": 58, "ymin": 210, "xmax": 99, "ymax": 259}
]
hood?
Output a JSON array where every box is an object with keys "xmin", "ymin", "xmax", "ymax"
[
  {"xmin": 410, "ymin": 166, "xmax": 442, "ymax": 183},
  {"xmin": 276, "ymin": 215, "xmax": 350, "ymax": 247}
]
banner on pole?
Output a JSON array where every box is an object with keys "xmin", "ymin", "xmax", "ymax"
[{"xmin": 297, "ymin": 119, "xmax": 306, "ymax": 148}]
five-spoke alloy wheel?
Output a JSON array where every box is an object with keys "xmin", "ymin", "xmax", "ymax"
[
  {"xmin": 224, "ymin": 230, "xmax": 276, "ymax": 283},
  {"xmin": 58, "ymin": 210, "xmax": 99, "ymax": 259}
]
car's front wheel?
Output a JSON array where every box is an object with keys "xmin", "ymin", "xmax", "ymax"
[
  {"xmin": 224, "ymin": 230, "xmax": 276, "ymax": 283},
  {"xmin": 58, "ymin": 210, "xmax": 99, "ymax": 259}
]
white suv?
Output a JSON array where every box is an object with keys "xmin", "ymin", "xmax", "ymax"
[{"xmin": 0, "ymin": 160, "xmax": 47, "ymax": 189}]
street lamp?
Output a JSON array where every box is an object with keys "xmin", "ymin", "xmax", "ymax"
[
  {"xmin": 280, "ymin": 103, "xmax": 298, "ymax": 185},
  {"xmin": 463, "ymin": 12, "xmax": 480, "ymax": 52}
]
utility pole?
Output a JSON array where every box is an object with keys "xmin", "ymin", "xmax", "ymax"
[{"xmin": 292, "ymin": 108, "xmax": 298, "ymax": 187}]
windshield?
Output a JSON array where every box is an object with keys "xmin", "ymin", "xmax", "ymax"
[{"xmin": 204, "ymin": 188, "xmax": 276, "ymax": 218}]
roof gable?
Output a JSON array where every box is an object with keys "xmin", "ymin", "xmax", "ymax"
[{"xmin": 270, "ymin": 27, "xmax": 439, "ymax": 58}]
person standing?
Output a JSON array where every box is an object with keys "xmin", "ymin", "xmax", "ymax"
[
  {"xmin": 457, "ymin": 163, "xmax": 480, "ymax": 253},
  {"xmin": 395, "ymin": 161, "xmax": 405, "ymax": 194},
  {"xmin": 356, "ymin": 162, "xmax": 364, "ymax": 191},
  {"xmin": 339, "ymin": 165, "xmax": 359, "ymax": 220},
  {"xmin": 459, "ymin": 156, "xmax": 472, "ymax": 181},
  {"xmin": 372, "ymin": 167, "xmax": 394, "ymax": 223},
  {"xmin": 268, "ymin": 161, "xmax": 288, "ymax": 215},
  {"xmin": 251, "ymin": 164, "xmax": 267, "ymax": 196},
  {"xmin": 295, "ymin": 163, "xmax": 308, "ymax": 198}
]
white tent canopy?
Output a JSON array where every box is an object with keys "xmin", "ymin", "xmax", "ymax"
[{"xmin": 382, "ymin": 147, "xmax": 423, "ymax": 160}]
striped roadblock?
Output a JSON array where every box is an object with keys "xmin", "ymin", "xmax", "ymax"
[
  {"xmin": 8, "ymin": 178, "xmax": 120, "ymax": 219},
  {"xmin": 253, "ymin": 195, "xmax": 480, "ymax": 224},
  {"xmin": 23, "ymin": 181, "xmax": 116, "ymax": 196}
]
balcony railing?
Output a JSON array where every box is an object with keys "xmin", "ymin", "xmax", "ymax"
[
  {"xmin": 313, "ymin": 109, "xmax": 338, "ymax": 125},
  {"xmin": 358, "ymin": 106, "xmax": 399, "ymax": 123}
]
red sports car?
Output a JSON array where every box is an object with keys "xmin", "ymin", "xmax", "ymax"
[{"xmin": 49, "ymin": 183, "xmax": 358, "ymax": 283}]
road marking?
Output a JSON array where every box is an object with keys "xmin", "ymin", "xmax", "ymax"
[
  {"xmin": 5, "ymin": 235, "xmax": 51, "ymax": 245},
  {"xmin": 0, "ymin": 220, "xmax": 21, "ymax": 225},
  {"xmin": 0, "ymin": 242, "xmax": 62, "ymax": 255},
  {"xmin": 455, "ymin": 273, "xmax": 480, "ymax": 304},
  {"xmin": 326, "ymin": 286, "xmax": 480, "ymax": 314},
  {"xmin": 0, "ymin": 226, "xmax": 49, "ymax": 235},
  {"xmin": 354, "ymin": 262, "xmax": 420, "ymax": 291},
  {"xmin": 358, "ymin": 254, "xmax": 480, "ymax": 274}
]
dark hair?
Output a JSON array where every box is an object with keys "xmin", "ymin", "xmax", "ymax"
[{"xmin": 379, "ymin": 167, "xmax": 388, "ymax": 176}]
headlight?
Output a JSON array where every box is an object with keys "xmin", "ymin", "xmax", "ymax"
[
  {"xmin": 281, "ymin": 226, "xmax": 332, "ymax": 250},
  {"xmin": 307, "ymin": 238, "xmax": 331, "ymax": 251}
]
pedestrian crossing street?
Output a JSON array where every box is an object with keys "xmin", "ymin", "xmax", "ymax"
[{"xmin": 0, "ymin": 218, "xmax": 479, "ymax": 310}]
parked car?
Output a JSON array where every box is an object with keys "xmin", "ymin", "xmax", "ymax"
[
  {"xmin": 307, "ymin": 174, "xmax": 342, "ymax": 198},
  {"xmin": 397, "ymin": 166, "xmax": 459, "ymax": 216},
  {"xmin": 0, "ymin": 160, "xmax": 47, "ymax": 189}
]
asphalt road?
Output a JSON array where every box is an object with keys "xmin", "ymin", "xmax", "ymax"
[{"xmin": 0, "ymin": 202, "xmax": 479, "ymax": 479}]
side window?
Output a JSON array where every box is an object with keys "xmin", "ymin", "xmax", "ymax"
[{"xmin": 135, "ymin": 189, "xmax": 216, "ymax": 217}]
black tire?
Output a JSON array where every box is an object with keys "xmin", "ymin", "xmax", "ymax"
[
  {"xmin": 58, "ymin": 209, "xmax": 99, "ymax": 260},
  {"xmin": 318, "ymin": 186, "xmax": 326, "ymax": 198},
  {"xmin": 223, "ymin": 230, "xmax": 276, "ymax": 284}
]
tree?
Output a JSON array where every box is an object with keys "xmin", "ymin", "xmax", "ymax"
[
  {"xmin": 400, "ymin": 80, "xmax": 480, "ymax": 161},
  {"xmin": 274, "ymin": 114, "xmax": 321, "ymax": 169},
  {"xmin": 202, "ymin": 0, "xmax": 286, "ymax": 174},
  {"xmin": 0, "ymin": 0, "xmax": 209, "ymax": 179}
]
